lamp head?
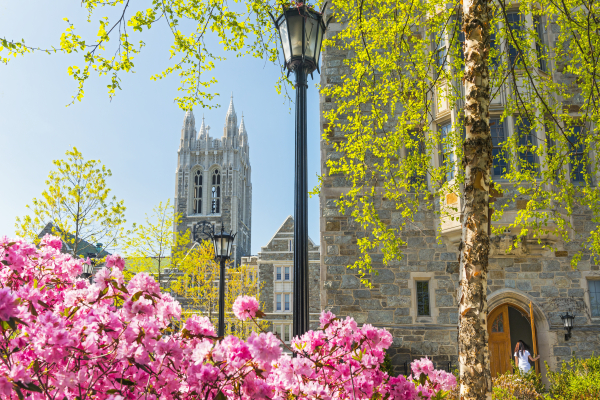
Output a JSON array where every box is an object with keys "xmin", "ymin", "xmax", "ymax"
[
  {"xmin": 561, "ymin": 312, "xmax": 575, "ymax": 340},
  {"xmin": 211, "ymin": 224, "xmax": 236, "ymax": 261},
  {"xmin": 270, "ymin": 2, "xmax": 329, "ymax": 74}
]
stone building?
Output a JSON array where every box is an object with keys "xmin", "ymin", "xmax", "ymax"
[
  {"xmin": 174, "ymin": 96, "xmax": 252, "ymax": 266},
  {"xmin": 318, "ymin": 9, "xmax": 600, "ymax": 382},
  {"xmin": 242, "ymin": 216, "xmax": 321, "ymax": 343}
]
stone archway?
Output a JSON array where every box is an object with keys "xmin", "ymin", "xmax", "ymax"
[{"xmin": 488, "ymin": 289, "xmax": 552, "ymax": 385}]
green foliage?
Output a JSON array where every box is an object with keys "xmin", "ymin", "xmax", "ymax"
[
  {"xmin": 122, "ymin": 199, "xmax": 187, "ymax": 284},
  {"xmin": 15, "ymin": 147, "xmax": 126, "ymax": 257},
  {"xmin": 1, "ymin": 0, "xmax": 284, "ymax": 108},
  {"xmin": 545, "ymin": 354, "xmax": 600, "ymax": 400},
  {"xmin": 316, "ymin": 0, "xmax": 600, "ymax": 283},
  {"xmin": 381, "ymin": 351, "xmax": 395, "ymax": 376},
  {"xmin": 492, "ymin": 366, "xmax": 543, "ymax": 400}
]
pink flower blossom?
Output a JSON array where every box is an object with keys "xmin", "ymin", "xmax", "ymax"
[
  {"xmin": 184, "ymin": 314, "xmax": 216, "ymax": 337},
  {"xmin": 0, "ymin": 287, "xmax": 18, "ymax": 321},
  {"xmin": 0, "ymin": 377, "xmax": 11, "ymax": 396},
  {"xmin": 411, "ymin": 357, "xmax": 435, "ymax": 378},
  {"xmin": 319, "ymin": 310, "xmax": 336, "ymax": 326},
  {"xmin": 233, "ymin": 295, "xmax": 260, "ymax": 321},
  {"xmin": 247, "ymin": 331, "xmax": 281, "ymax": 366},
  {"xmin": 40, "ymin": 234, "xmax": 63, "ymax": 250},
  {"xmin": 0, "ymin": 237, "xmax": 457, "ymax": 400},
  {"xmin": 106, "ymin": 254, "xmax": 125, "ymax": 271}
]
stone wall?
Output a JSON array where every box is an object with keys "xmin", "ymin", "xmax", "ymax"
[
  {"xmin": 248, "ymin": 216, "xmax": 322, "ymax": 336},
  {"xmin": 318, "ymin": 13, "xmax": 600, "ymax": 380}
]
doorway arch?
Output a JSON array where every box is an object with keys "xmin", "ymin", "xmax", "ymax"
[
  {"xmin": 488, "ymin": 289, "xmax": 552, "ymax": 384},
  {"xmin": 488, "ymin": 303, "xmax": 534, "ymax": 377}
]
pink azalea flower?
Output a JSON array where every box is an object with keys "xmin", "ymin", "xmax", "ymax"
[
  {"xmin": 40, "ymin": 234, "xmax": 63, "ymax": 250},
  {"xmin": 0, "ymin": 287, "xmax": 18, "ymax": 321},
  {"xmin": 105, "ymin": 254, "xmax": 125, "ymax": 271},
  {"xmin": 232, "ymin": 295, "xmax": 260, "ymax": 321},
  {"xmin": 411, "ymin": 357, "xmax": 435, "ymax": 378},
  {"xmin": 247, "ymin": 331, "xmax": 282, "ymax": 366},
  {"xmin": 184, "ymin": 314, "xmax": 216, "ymax": 337}
]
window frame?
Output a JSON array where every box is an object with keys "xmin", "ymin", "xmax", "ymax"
[
  {"xmin": 588, "ymin": 279, "xmax": 600, "ymax": 318},
  {"xmin": 515, "ymin": 116, "xmax": 540, "ymax": 173},
  {"xmin": 274, "ymin": 291, "xmax": 292, "ymax": 313},
  {"xmin": 192, "ymin": 169, "xmax": 203, "ymax": 214},
  {"xmin": 416, "ymin": 280, "xmax": 431, "ymax": 317},
  {"xmin": 439, "ymin": 121, "xmax": 455, "ymax": 181},
  {"xmin": 490, "ymin": 118, "xmax": 508, "ymax": 178}
]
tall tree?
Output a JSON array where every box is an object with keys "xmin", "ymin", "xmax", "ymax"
[
  {"xmin": 459, "ymin": 0, "xmax": 493, "ymax": 396},
  {"xmin": 170, "ymin": 240, "xmax": 267, "ymax": 338},
  {"xmin": 16, "ymin": 147, "xmax": 126, "ymax": 257},
  {"xmin": 122, "ymin": 199, "xmax": 185, "ymax": 285}
]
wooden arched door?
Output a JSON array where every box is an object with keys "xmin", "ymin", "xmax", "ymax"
[{"xmin": 488, "ymin": 305, "xmax": 512, "ymax": 378}]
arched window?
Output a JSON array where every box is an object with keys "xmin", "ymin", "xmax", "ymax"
[
  {"xmin": 211, "ymin": 170, "xmax": 221, "ymax": 213},
  {"xmin": 193, "ymin": 170, "xmax": 203, "ymax": 214}
]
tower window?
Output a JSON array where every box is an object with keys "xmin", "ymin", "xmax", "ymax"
[
  {"xmin": 211, "ymin": 170, "xmax": 221, "ymax": 213},
  {"xmin": 416, "ymin": 281, "xmax": 431, "ymax": 316},
  {"xmin": 589, "ymin": 280, "xmax": 600, "ymax": 317},
  {"xmin": 490, "ymin": 119, "xmax": 508, "ymax": 177},
  {"xmin": 515, "ymin": 117, "xmax": 539, "ymax": 173},
  {"xmin": 568, "ymin": 126, "xmax": 586, "ymax": 183},
  {"xmin": 440, "ymin": 122, "xmax": 455, "ymax": 181},
  {"xmin": 507, "ymin": 12, "xmax": 524, "ymax": 67},
  {"xmin": 193, "ymin": 170, "xmax": 202, "ymax": 214}
]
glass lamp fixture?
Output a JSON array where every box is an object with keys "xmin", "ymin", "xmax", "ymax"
[
  {"xmin": 561, "ymin": 312, "xmax": 575, "ymax": 341},
  {"xmin": 211, "ymin": 225, "xmax": 236, "ymax": 261},
  {"xmin": 270, "ymin": 2, "xmax": 331, "ymax": 74}
]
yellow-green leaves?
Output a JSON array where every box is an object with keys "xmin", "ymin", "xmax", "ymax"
[
  {"xmin": 1, "ymin": 0, "xmax": 282, "ymax": 109},
  {"xmin": 16, "ymin": 147, "xmax": 126, "ymax": 258}
]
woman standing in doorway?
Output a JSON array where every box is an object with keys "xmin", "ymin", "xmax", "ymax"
[{"xmin": 514, "ymin": 340, "xmax": 540, "ymax": 373}]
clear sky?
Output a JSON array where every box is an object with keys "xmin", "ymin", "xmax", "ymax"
[{"xmin": 0, "ymin": 1, "xmax": 322, "ymax": 255}]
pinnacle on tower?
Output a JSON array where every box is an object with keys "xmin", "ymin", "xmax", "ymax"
[
  {"xmin": 198, "ymin": 114, "xmax": 207, "ymax": 139},
  {"xmin": 226, "ymin": 93, "xmax": 236, "ymax": 121},
  {"xmin": 239, "ymin": 112, "xmax": 247, "ymax": 135}
]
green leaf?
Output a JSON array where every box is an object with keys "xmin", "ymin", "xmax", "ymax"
[
  {"xmin": 115, "ymin": 378, "xmax": 135, "ymax": 386},
  {"xmin": 215, "ymin": 391, "xmax": 226, "ymax": 400}
]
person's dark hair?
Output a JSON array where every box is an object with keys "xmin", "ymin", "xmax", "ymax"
[{"xmin": 514, "ymin": 340, "xmax": 530, "ymax": 356}]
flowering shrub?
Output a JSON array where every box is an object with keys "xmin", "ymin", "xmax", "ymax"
[{"xmin": 0, "ymin": 236, "xmax": 456, "ymax": 399}]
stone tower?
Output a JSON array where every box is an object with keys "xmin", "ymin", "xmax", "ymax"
[{"xmin": 174, "ymin": 96, "xmax": 252, "ymax": 265}]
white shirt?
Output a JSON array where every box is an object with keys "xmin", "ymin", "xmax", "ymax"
[{"xmin": 514, "ymin": 350, "xmax": 531, "ymax": 373}]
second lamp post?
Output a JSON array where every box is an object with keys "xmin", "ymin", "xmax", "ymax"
[
  {"xmin": 210, "ymin": 225, "xmax": 236, "ymax": 337},
  {"xmin": 271, "ymin": 2, "xmax": 329, "ymax": 337}
]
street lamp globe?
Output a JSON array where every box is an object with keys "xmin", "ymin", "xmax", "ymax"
[
  {"xmin": 271, "ymin": 2, "xmax": 329, "ymax": 74},
  {"xmin": 82, "ymin": 259, "xmax": 95, "ymax": 276},
  {"xmin": 561, "ymin": 312, "xmax": 575, "ymax": 340},
  {"xmin": 211, "ymin": 225, "xmax": 236, "ymax": 261}
]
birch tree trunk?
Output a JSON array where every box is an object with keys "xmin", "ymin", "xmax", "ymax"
[{"xmin": 459, "ymin": 0, "xmax": 493, "ymax": 398}]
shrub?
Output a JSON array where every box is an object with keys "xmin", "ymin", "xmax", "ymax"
[
  {"xmin": 545, "ymin": 354, "xmax": 600, "ymax": 400},
  {"xmin": 0, "ymin": 236, "xmax": 457, "ymax": 399}
]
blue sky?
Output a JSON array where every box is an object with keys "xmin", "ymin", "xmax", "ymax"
[{"xmin": 0, "ymin": 1, "xmax": 322, "ymax": 254}]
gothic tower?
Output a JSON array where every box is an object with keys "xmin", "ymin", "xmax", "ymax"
[{"xmin": 174, "ymin": 96, "xmax": 252, "ymax": 265}]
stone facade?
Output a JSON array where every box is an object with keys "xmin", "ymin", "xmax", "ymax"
[
  {"xmin": 242, "ymin": 216, "xmax": 321, "ymax": 343},
  {"xmin": 174, "ymin": 97, "xmax": 252, "ymax": 266},
  {"xmin": 318, "ymin": 11, "xmax": 600, "ymax": 381}
]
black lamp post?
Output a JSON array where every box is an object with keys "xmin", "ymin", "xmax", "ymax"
[
  {"xmin": 270, "ymin": 1, "xmax": 330, "ymax": 338},
  {"xmin": 82, "ymin": 243, "xmax": 102, "ymax": 280},
  {"xmin": 561, "ymin": 312, "xmax": 575, "ymax": 341},
  {"xmin": 210, "ymin": 224, "xmax": 236, "ymax": 337}
]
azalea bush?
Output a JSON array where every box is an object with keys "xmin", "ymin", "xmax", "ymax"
[{"xmin": 0, "ymin": 236, "xmax": 456, "ymax": 399}]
